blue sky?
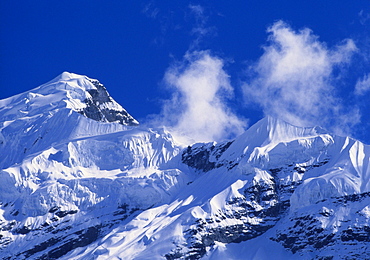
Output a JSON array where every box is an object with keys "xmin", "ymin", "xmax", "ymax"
[{"xmin": 1, "ymin": 1, "xmax": 370, "ymax": 143}]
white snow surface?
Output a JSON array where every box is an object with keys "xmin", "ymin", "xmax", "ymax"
[
  {"xmin": 0, "ymin": 73, "xmax": 369, "ymax": 260},
  {"xmin": 0, "ymin": 72, "xmax": 138, "ymax": 169}
]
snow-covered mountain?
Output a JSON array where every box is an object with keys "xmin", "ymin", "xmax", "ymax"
[{"xmin": 0, "ymin": 73, "xmax": 369, "ymax": 260}]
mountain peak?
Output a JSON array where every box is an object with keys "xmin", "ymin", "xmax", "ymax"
[
  {"xmin": 0, "ymin": 72, "xmax": 139, "ymax": 126},
  {"xmin": 221, "ymin": 116, "xmax": 330, "ymax": 161},
  {"xmin": 52, "ymin": 71, "xmax": 85, "ymax": 81},
  {"xmin": 59, "ymin": 71, "xmax": 83, "ymax": 80},
  {"xmin": 256, "ymin": 116, "xmax": 326, "ymax": 145}
]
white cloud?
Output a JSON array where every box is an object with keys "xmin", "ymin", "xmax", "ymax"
[
  {"xmin": 142, "ymin": 2, "xmax": 159, "ymax": 19},
  {"xmin": 355, "ymin": 73, "xmax": 370, "ymax": 95},
  {"xmin": 243, "ymin": 20, "xmax": 359, "ymax": 134},
  {"xmin": 158, "ymin": 50, "xmax": 247, "ymax": 144},
  {"xmin": 188, "ymin": 4, "xmax": 207, "ymax": 36},
  {"xmin": 188, "ymin": 4, "xmax": 216, "ymax": 49},
  {"xmin": 359, "ymin": 10, "xmax": 370, "ymax": 25}
]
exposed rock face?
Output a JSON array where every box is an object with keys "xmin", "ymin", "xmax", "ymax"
[
  {"xmin": 78, "ymin": 79, "xmax": 138, "ymax": 126},
  {"xmin": 165, "ymin": 164, "xmax": 293, "ymax": 260},
  {"xmin": 181, "ymin": 141, "xmax": 235, "ymax": 172},
  {"xmin": 273, "ymin": 192, "xmax": 370, "ymax": 259},
  {"xmin": 0, "ymin": 202, "xmax": 140, "ymax": 260}
]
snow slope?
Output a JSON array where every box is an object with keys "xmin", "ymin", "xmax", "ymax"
[
  {"xmin": 0, "ymin": 72, "xmax": 137, "ymax": 169},
  {"xmin": 0, "ymin": 73, "xmax": 369, "ymax": 260}
]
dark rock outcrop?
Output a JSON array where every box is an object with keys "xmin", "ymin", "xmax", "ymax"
[{"xmin": 78, "ymin": 79, "xmax": 138, "ymax": 126}]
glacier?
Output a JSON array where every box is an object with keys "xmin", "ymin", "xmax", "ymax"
[{"xmin": 0, "ymin": 72, "xmax": 369, "ymax": 260}]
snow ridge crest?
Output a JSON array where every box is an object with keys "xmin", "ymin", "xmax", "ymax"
[{"xmin": 0, "ymin": 71, "xmax": 138, "ymax": 126}]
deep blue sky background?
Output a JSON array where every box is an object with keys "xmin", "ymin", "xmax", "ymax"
[{"xmin": 1, "ymin": 1, "xmax": 370, "ymax": 142}]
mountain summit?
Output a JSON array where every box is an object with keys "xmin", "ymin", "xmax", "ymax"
[
  {"xmin": 0, "ymin": 72, "xmax": 138, "ymax": 125},
  {"xmin": 0, "ymin": 74, "xmax": 369, "ymax": 260},
  {"xmin": 0, "ymin": 72, "xmax": 138, "ymax": 168}
]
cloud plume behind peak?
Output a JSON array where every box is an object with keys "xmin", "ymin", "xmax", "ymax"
[
  {"xmin": 243, "ymin": 20, "xmax": 359, "ymax": 135},
  {"xmin": 157, "ymin": 50, "xmax": 247, "ymax": 144}
]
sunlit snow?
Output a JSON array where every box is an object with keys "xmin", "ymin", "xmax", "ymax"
[{"xmin": 0, "ymin": 73, "xmax": 369, "ymax": 260}]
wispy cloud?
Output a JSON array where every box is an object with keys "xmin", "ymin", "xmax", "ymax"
[
  {"xmin": 188, "ymin": 4, "xmax": 216, "ymax": 49},
  {"xmin": 188, "ymin": 4, "xmax": 206, "ymax": 30},
  {"xmin": 359, "ymin": 10, "xmax": 370, "ymax": 25},
  {"xmin": 355, "ymin": 73, "xmax": 370, "ymax": 95},
  {"xmin": 143, "ymin": 4, "xmax": 244, "ymax": 144},
  {"xmin": 142, "ymin": 2, "xmax": 160, "ymax": 19},
  {"xmin": 157, "ymin": 50, "xmax": 247, "ymax": 144},
  {"xmin": 243, "ymin": 20, "xmax": 359, "ymax": 135}
]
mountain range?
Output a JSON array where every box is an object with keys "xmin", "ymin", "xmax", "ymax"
[{"xmin": 0, "ymin": 72, "xmax": 369, "ymax": 260}]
